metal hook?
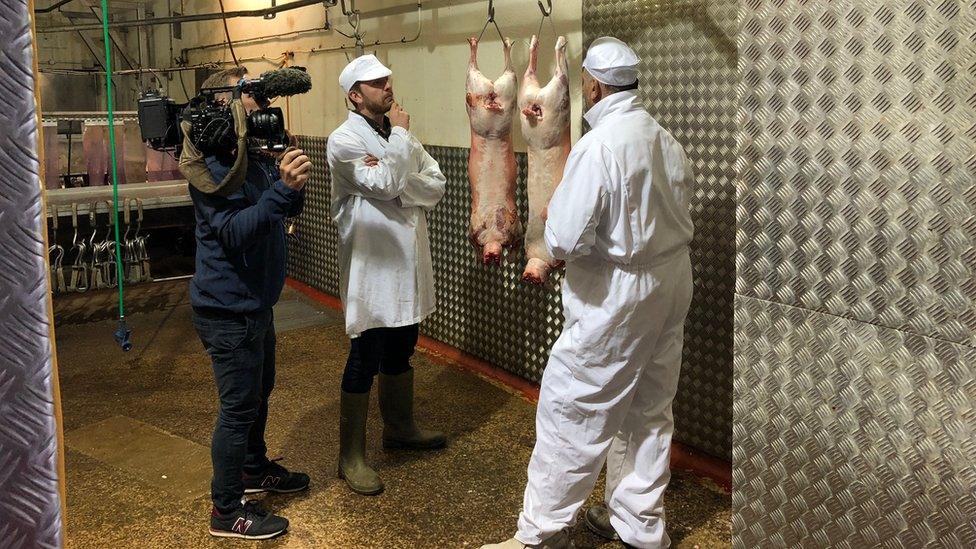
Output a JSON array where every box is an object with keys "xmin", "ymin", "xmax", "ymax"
[
  {"xmin": 71, "ymin": 203, "xmax": 80, "ymax": 247},
  {"xmin": 49, "ymin": 204, "xmax": 59, "ymax": 243},
  {"xmin": 123, "ymin": 199, "xmax": 142, "ymax": 285},
  {"xmin": 478, "ymin": 0, "xmax": 504, "ymax": 42},
  {"xmin": 536, "ymin": 0, "xmax": 556, "ymax": 40},
  {"xmin": 122, "ymin": 198, "xmax": 132, "ymax": 244},
  {"xmin": 88, "ymin": 202, "xmax": 104, "ymax": 289},
  {"xmin": 134, "ymin": 198, "xmax": 144, "ymax": 239},
  {"xmin": 88, "ymin": 202, "xmax": 100, "ymax": 249},
  {"xmin": 101, "ymin": 200, "xmax": 114, "ymax": 247},
  {"xmin": 100, "ymin": 200, "xmax": 118, "ymax": 289},
  {"xmin": 49, "ymin": 205, "xmax": 61, "ymax": 258},
  {"xmin": 133, "ymin": 198, "xmax": 151, "ymax": 283},
  {"xmin": 339, "ymin": 0, "xmax": 361, "ymax": 37},
  {"xmin": 49, "ymin": 205, "xmax": 66, "ymax": 294},
  {"xmin": 68, "ymin": 203, "xmax": 89, "ymax": 293}
]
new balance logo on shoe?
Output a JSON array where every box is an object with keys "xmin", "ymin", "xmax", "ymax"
[
  {"xmin": 262, "ymin": 476, "xmax": 281, "ymax": 488},
  {"xmin": 232, "ymin": 517, "xmax": 253, "ymax": 534},
  {"xmin": 211, "ymin": 502, "xmax": 288, "ymax": 540}
]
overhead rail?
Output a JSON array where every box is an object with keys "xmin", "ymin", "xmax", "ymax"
[{"xmin": 38, "ymin": 0, "xmax": 338, "ymax": 33}]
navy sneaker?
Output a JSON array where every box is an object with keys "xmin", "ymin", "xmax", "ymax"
[
  {"xmin": 209, "ymin": 500, "xmax": 288, "ymax": 540},
  {"xmin": 243, "ymin": 459, "xmax": 311, "ymax": 494}
]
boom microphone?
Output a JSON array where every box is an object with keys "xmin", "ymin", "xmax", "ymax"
[{"xmin": 244, "ymin": 67, "xmax": 312, "ymax": 103}]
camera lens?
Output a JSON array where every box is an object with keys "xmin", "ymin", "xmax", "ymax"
[
  {"xmin": 247, "ymin": 107, "xmax": 288, "ymax": 150},
  {"xmin": 247, "ymin": 109, "xmax": 283, "ymax": 138}
]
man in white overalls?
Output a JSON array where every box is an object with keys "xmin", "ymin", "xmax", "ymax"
[
  {"xmin": 483, "ymin": 37, "xmax": 696, "ymax": 549},
  {"xmin": 327, "ymin": 55, "xmax": 447, "ymax": 496}
]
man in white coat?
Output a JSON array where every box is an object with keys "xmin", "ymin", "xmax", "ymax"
[
  {"xmin": 483, "ymin": 37, "xmax": 695, "ymax": 549},
  {"xmin": 327, "ymin": 54, "xmax": 447, "ymax": 496}
]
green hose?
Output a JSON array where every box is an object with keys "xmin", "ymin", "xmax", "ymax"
[{"xmin": 100, "ymin": 0, "xmax": 131, "ymax": 351}]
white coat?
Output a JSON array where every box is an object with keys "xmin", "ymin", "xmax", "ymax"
[
  {"xmin": 327, "ymin": 112, "xmax": 446, "ymax": 337},
  {"xmin": 516, "ymin": 91, "xmax": 695, "ymax": 549}
]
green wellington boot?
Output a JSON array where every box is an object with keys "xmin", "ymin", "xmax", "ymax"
[
  {"xmin": 378, "ymin": 370, "xmax": 447, "ymax": 450},
  {"xmin": 338, "ymin": 390, "xmax": 384, "ymax": 495}
]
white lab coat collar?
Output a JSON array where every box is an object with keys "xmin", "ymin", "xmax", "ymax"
[
  {"xmin": 583, "ymin": 91, "xmax": 639, "ymax": 129},
  {"xmin": 347, "ymin": 110, "xmax": 380, "ymax": 135},
  {"xmin": 343, "ymin": 110, "xmax": 393, "ymax": 157}
]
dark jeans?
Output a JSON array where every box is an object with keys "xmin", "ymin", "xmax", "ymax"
[
  {"xmin": 193, "ymin": 307, "xmax": 276, "ymax": 513},
  {"xmin": 342, "ymin": 324, "xmax": 419, "ymax": 393}
]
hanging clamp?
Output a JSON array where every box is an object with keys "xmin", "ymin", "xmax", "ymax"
[
  {"xmin": 536, "ymin": 0, "xmax": 556, "ymax": 39},
  {"xmin": 337, "ymin": 0, "xmax": 366, "ymax": 56},
  {"xmin": 478, "ymin": 0, "xmax": 505, "ymax": 42},
  {"xmin": 538, "ymin": 0, "xmax": 551, "ymax": 17}
]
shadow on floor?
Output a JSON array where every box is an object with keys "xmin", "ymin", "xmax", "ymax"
[{"xmin": 56, "ymin": 281, "xmax": 731, "ymax": 548}]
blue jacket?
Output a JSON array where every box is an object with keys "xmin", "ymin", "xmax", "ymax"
[{"xmin": 189, "ymin": 153, "xmax": 305, "ymax": 314}]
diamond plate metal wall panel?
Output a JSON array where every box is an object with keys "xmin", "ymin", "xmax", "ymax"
[
  {"xmin": 288, "ymin": 133, "xmax": 731, "ymax": 458},
  {"xmin": 289, "ymin": 0, "xmax": 739, "ymax": 461},
  {"xmin": 422, "ymin": 146, "xmax": 567, "ymax": 383},
  {"xmin": 287, "ymin": 142, "xmax": 566, "ymax": 383},
  {"xmin": 582, "ymin": 0, "xmax": 738, "ymax": 458},
  {"xmin": 735, "ymin": 1, "xmax": 976, "ymax": 547},
  {"xmin": 0, "ymin": 0, "xmax": 64, "ymax": 547},
  {"xmin": 736, "ymin": 0, "xmax": 976, "ymax": 345},
  {"xmin": 734, "ymin": 295, "xmax": 976, "ymax": 548},
  {"xmin": 288, "ymin": 136, "xmax": 340, "ymax": 297}
]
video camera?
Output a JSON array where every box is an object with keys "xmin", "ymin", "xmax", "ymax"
[{"xmin": 137, "ymin": 66, "xmax": 312, "ymax": 156}]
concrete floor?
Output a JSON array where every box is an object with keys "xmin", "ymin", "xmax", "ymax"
[{"xmin": 55, "ymin": 281, "xmax": 731, "ymax": 548}]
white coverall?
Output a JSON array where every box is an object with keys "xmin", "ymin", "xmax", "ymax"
[
  {"xmin": 327, "ymin": 112, "xmax": 447, "ymax": 337},
  {"xmin": 516, "ymin": 91, "xmax": 695, "ymax": 549}
]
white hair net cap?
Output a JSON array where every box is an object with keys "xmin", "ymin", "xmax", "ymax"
[
  {"xmin": 582, "ymin": 36, "xmax": 640, "ymax": 87},
  {"xmin": 338, "ymin": 55, "xmax": 392, "ymax": 93}
]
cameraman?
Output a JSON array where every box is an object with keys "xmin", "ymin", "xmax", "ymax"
[{"xmin": 183, "ymin": 67, "xmax": 310, "ymax": 540}]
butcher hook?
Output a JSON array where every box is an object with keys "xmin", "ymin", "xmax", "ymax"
[
  {"xmin": 478, "ymin": 0, "xmax": 505, "ymax": 43},
  {"xmin": 336, "ymin": 0, "xmax": 366, "ymax": 57},
  {"xmin": 536, "ymin": 0, "xmax": 557, "ymax": 40}
]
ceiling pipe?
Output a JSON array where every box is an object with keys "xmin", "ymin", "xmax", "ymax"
[
  {"xmin": 40, "ymin": 63, "xmax": 221, "ymax": 76},
  {"xmin": 300, "ymin": 2, "xmax": 421, "ymax": 57},
  {"xmin": 182, "ymin": 2, "xmax": 421, "ymax": 62},
  {"xmin": 37, "ymin": 0, "xmax": 338, "ymax": 33},
  {"xmin": 356, "ymin": 0, "xmax": 476, "ymax": 18},
  {"xmin": 35, "ymin": 0, "xmax": 74, "ymax": 14},
  {"xmin": 181, "ymin": 23, "xmax": 331, "ymax": 60}
]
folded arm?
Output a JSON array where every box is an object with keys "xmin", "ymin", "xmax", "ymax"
[
  {"xmin": 327, "ymin": 128, "xmax": 414, "ymax": 201},
  {"xmin": 398, "ymin": 136, "xmax": 446, "ymax": 210}
]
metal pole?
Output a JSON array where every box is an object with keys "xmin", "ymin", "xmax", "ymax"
[{"xmin": 38, "ymin": 0, "xmax": 337, "ymax": 33}]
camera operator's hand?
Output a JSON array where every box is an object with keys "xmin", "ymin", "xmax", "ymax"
[
  {"xmin": 390, "ymin": 102, "xmax": 410, "ymax": 131},
  {"xmin": 280, "ymin": 148, "xmax": 311, "ymax": 191}
]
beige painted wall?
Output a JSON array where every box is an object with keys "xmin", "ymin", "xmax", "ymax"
[{"xmin": 173, "ymin": 0, "xmax": 583, "ymax": 148}]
